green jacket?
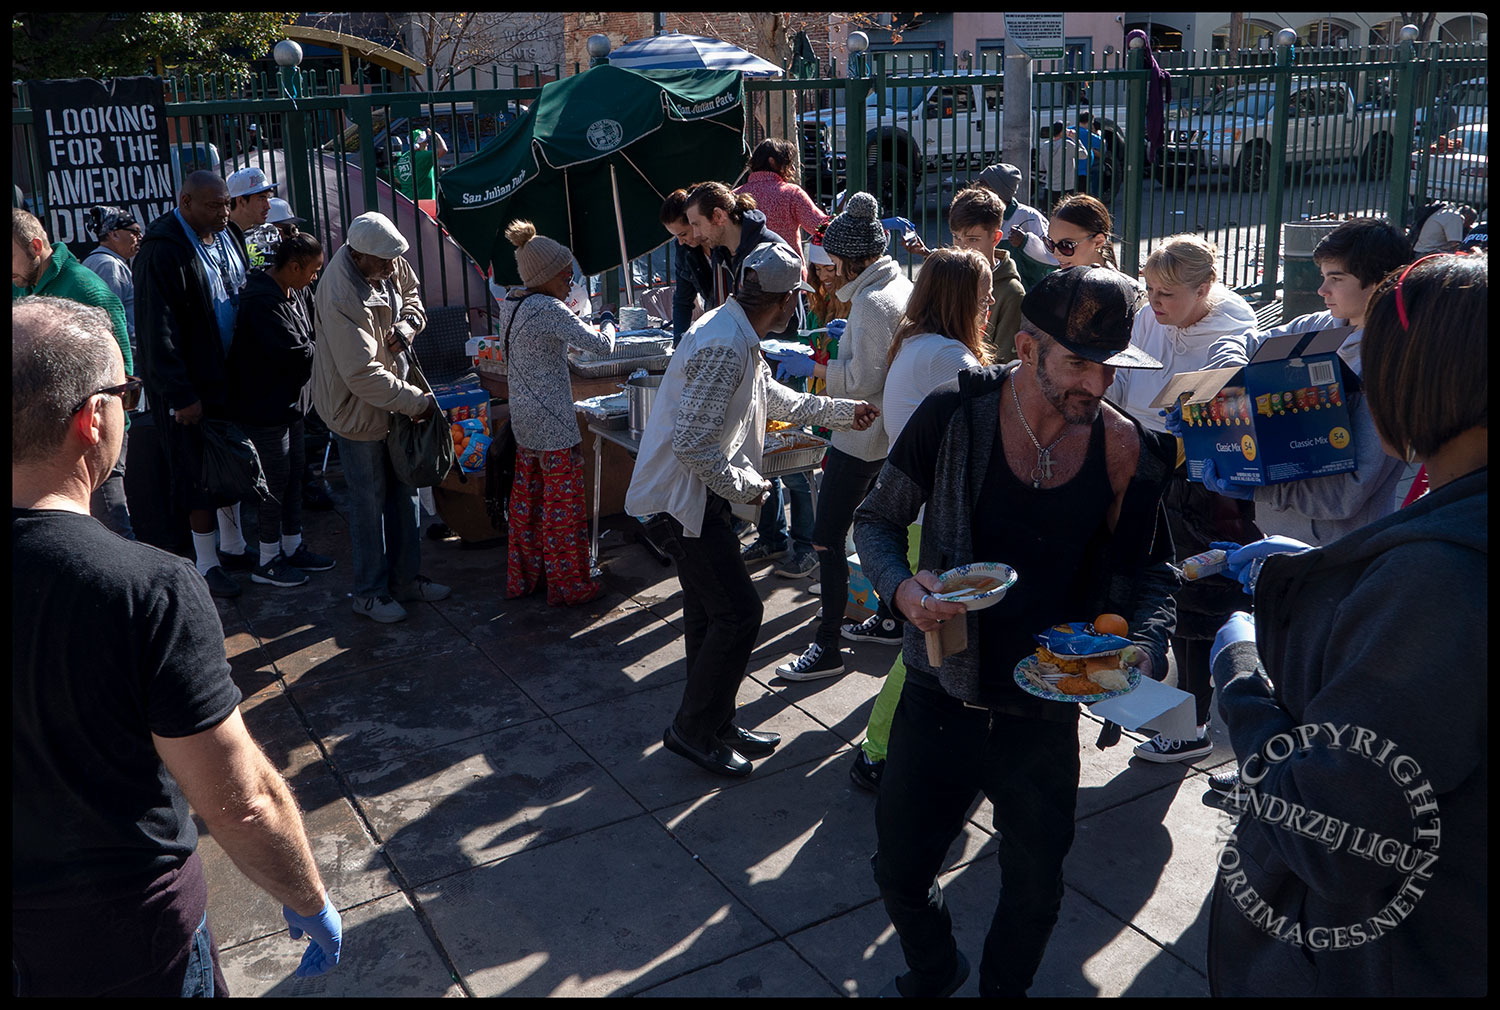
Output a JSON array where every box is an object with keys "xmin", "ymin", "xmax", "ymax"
[
  {"xmin": 14, "ymin": 242, "xmax": 134, "ymax": 427},
  {"xmin": 13, "ymin": 242, "xmax": 134, "ymax": 376}
]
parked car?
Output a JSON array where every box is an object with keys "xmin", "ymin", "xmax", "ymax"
[
  {"xmin": 323, "ymin": 100, "xmax": 522, "ymax": 172},
  {"xmin": 1160, "ymin": 80, "xmax": 1400, "ymax": 190},
  {"xmin": 170, "ymin": 141, "xmax": 222, "ymax": 190},
  {"xmin": 798, "ymin": 72, "xmax": 1125, "ymax": 211},
  {"xmin": 1410, "ymin": 122, "xmax": 1488, "ymax": 208}
]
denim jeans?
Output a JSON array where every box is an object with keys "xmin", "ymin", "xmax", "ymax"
[
  {"xmin": 755, "ymin": 471, "xmax": 814, "ymax": 554},
  {"xmin": 181, "ymin": 911, "xmax": 220, "ymax": 997},
  {"xmin": 334, "ymin": 433, "xmax": 420, "ymax": 599},
  {"xmin": 812, "ymin": 446, "xmax": 898, "ymax": 647},
  {"xmin": 874, "ymin": 682, "xmax": 1080, "ymax": 996}
]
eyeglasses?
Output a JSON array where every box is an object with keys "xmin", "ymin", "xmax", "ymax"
[
  {"xmin": 1044, "ymin": 232, "xmax": 1100, "ymax": 257},
  {"xmin": 1394, "ymin": 253, "xmax": 1446, "ymax": 331},
  {"xmin": 69, "ymin": 377, "xmax": 143, "ymax": 416}
]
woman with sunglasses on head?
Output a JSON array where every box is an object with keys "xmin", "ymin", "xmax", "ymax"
[{"xmin": 1204, "ymin": 252, "xmax": 1487, "ymax": 998}]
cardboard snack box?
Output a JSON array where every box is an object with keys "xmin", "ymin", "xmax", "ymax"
[{"xmin": 1150, "ymin": 325, "xmax": 1358, "ymax": 486}]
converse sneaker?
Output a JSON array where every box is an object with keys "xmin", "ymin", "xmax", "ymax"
[
  {"xmin": 841, "ymin": 613, "xmax": 903, "ymax": 644},
  {"xmin": 1207, "ymin": 765, "xmax": 1242, "ymax": 793},
  {"xmin": 741, "ymin": 540, "xmax": 788, "ymax": 563},
  {"xmin": 1133, "ymin": 727, "xmax": 1213, "ymax": 763},
  {"xmin": 353, "ymin": 594, "xmax": 408, "ymax": 623},
  {"xmin": 773, "ymin": 549, "xmax": 819, "ymax": 578},
  {"xmin": 250, "ymin": 552, "xmax": 310, "ymax": 588},
  {"xmin": 775, "ymin": 642, "xmax": 845, "ymax": 682}
]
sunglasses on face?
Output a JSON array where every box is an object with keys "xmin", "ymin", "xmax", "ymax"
[
  {"xmin": 1044, "ymin": 233, "xmax": 1100, "ymax": 257},
  {"xmin": 70, "ymin": 377, "xmax": 143, "ymax": 416}
]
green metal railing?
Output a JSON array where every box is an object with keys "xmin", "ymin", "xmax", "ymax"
[{"xmin": 11, "ymin": 39, "xmax": 1487, "ymax": 323}]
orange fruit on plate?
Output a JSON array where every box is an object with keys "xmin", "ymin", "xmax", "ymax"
[{"xmin": 1092, "ymin": 613, "xmax": 1129, "ymax": 637}]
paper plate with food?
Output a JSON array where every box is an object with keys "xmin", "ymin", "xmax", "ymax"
[
  {"xmin": 929, "ymin": 562, "xmax": 1017, "ymax": 612},
  {"xmin": 1014, "ymin": 614, "xmax": 1143, "ymax": 703}
]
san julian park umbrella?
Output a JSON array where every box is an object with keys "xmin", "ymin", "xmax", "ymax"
[{"xmin": 436, "ymin": 65, "xmax": 748, "ymax": 304}]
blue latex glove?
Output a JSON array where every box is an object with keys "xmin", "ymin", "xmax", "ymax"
[
  {"xmin": 284, "ymin": 898, "xmax": 343, "ymax": 978},
  {"xmin": 1209, "ymin": 611, "xmax": 1257, "ymax": 688},
  {"xmin": 770, "ymin": 349, "xmax": 817, "ymax": 381},
  {"xmin": 881, "ymin": 215, "xmax": 916, "ymax": 237},
  {"xmin": 1213, "ymin": 536, "xmax": 1313, "ymax": 593},
  {"xmin": 824, "ymin": 318, "xmax": 847, "ymax": 340},
  {"xmin": 1200, "ymin": 458, "xmax": 1255, "ymax": 500},
  {"xmin": 1159, "ymin": 403, "xmax": 1184, "ymax": 438}
]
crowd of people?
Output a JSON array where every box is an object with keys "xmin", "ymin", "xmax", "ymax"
[{"xmin": 13, "ymin": 129, "xmax": 1486, "ymax": 998}]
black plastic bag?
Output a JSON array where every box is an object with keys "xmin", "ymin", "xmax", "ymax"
[
  {"xmin": 200, "ymin": 417, "xmax": 273, "ymax": 502},
  {"xmin": 386, "ymin": 357, "xmax": 456, "ymax": 489},
  {"xmin": 484, "ymin": 419, "xmax": 517, "ymax": 528}
]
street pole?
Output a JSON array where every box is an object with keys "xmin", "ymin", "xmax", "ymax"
[
  {"xmin": 1002, "ymin": 51, "xmax": 1033, "ymax": 205},
  {"xmin": 844, "ymin": 32, "xmax": 871, "ymax": 199},
  {"xmin": 1122, "ymin": 36, "xmax": 1146, "ymax": 278},
  {"xmin": 1260, "ymin": 28, "xmax": 1297, "ymax": 304},
  {"xmin": 1388, "ymin": 24, "xmax": 1422, "ymax": 231}
]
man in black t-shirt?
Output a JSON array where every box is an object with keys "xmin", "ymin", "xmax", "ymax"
[
  {"xmin": 12, "ymin": 296, "xmax": 344, "ymax": 996},
  {"xmin": 852, "ymin": 267, "xmax": 1180, "ymax": 997}
]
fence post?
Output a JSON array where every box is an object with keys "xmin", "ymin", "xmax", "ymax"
[
  {"xmin": 1260, "ymin": 30, "xmax": 1297, "ymax": 304},
  {"xmin": 843, "ymin": 40, "xmax": 871, "ymax": 197},
  {"xmin": 347, "ymin": 97, "xmax": 379, "ymax": 214},
  {"xmin": 1387, "ymin": 26, "xmax": 1422, "ymax": 231},
  {"xmin": 1002, "ymin": 50, "xmax": 1032, "ymax": 204},
  {"xmin": 1121, "ymin": 38, "xmax": 1146, "ymax": 278}
]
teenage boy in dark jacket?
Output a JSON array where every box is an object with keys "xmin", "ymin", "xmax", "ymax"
[{"xmin": 853, "ymin": 266, "xmax": 1179, "ymax": 997}]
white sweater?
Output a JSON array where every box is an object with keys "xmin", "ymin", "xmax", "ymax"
[
  {"xmin": 824, "ymin": 256, "xmax": 913, "ymax": 461},
  {"xmin": 882, "ymin": 332, "xmax": 980, "ymax": 446},
  {"xmin": 1108, "ymin": 285, "xmax": 1258, "ymax": 432}
]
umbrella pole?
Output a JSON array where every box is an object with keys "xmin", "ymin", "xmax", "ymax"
[{"xmin": 609, "ymin": 163, "xmax": 634, "ymax": 307}]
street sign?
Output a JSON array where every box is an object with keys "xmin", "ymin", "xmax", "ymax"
[{"xmin": 1003, "ymin": 14, "xmax": 1066, "ymax": 60}]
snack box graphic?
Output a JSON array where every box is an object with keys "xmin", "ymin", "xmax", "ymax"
[{"xmin": 1150, "ymin": 325, "xmax": 1358, "ymax": 486}]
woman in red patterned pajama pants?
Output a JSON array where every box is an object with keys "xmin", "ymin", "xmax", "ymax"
[{"xmin": 506, "ymin": 445, "xmax": 599, "ymax": 605}]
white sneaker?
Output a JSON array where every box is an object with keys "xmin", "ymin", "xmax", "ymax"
[{"xmin": 775, "ymin": 642, "xmax": 845, "ymax": 681}]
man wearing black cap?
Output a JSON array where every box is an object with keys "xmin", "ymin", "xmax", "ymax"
[{"xmin": 852, "ymin": 265, "xmax": 1180, "ymax": 997}]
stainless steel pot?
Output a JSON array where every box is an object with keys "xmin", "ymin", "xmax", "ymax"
[{"xmin": 623, "ymin": 375, "xmax": 663, "ymax": 439}]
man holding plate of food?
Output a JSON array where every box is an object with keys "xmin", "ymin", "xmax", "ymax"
[{"xmin": 852, "ymin": 265, "xmax": 1181, "ymax": 997}]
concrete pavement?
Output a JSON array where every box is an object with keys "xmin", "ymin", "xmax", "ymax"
[{"xmin": 201, "ymin": 471, "xmax": 1239, "ymax": 997}]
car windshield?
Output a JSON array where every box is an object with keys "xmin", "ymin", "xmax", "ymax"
[
  {"xmin": 866, "ymin": 87, "xmax": 925, "ymax": 111},
  {"xmin": 1448, "ymin": 125, "xmax": 1488, "ymax": 155},
  {"xmin": 1202, "ymin": 89, "xmax": 1273, "ymax": 118}
]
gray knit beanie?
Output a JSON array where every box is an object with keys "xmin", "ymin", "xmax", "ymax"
[
  {"xmin": 504, "ymin": 219, "xmax": 574, "ymax": 289},
  {"xmin": 822, "ymin": 191, "xmax": 887, "ymax": 261}
]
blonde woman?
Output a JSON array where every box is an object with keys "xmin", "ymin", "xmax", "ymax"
[
  {"xmin": 852, "ymin": 247, "xmax": 993, "ymax": 789},
  {"xmin": 1108, "ymin": 234, "xmax": 1260, "ymax": 764}
]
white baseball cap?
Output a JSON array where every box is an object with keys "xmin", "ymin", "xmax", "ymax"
[
  {"xmin": 267, "ymin": 197, "xmax": 304, "ymax": 225},
  {"xmin": 227, "ymin": 166, "xmax": 276, "ymax": 199}
]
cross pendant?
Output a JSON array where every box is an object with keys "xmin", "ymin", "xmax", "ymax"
[{"xmin": 1032, "ymin": 450, "xmax": 1054, "ymax": 488}]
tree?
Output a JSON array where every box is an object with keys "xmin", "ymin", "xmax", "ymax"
[
  {"xmin": 12, "ymin": 12, "xmax": 296, "ymax": 82},
  {"xmin": 314, "ymin": 12, "xmax": 565, "ymax": 89},
  {"xmin": 1397, "ymin": 12, "xmax": 1439, "ymax": 41}
]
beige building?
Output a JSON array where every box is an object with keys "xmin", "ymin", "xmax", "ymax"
[{"xmin": 1125, "ymin": 11, "xmax": 1488, "ymax": 51}]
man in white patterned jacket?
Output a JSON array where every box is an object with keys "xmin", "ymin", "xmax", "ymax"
[{"xmin": 627, "ymin": 243, "xmax": 880, "ymax": 778}]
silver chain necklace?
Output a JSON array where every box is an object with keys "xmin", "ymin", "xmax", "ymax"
[{"xmin": 1010, "ymin": 373, "xmax": 1071, "ymax": 488}]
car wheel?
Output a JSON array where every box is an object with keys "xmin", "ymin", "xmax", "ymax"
[
  {"xmin": 867, "ymin": 149, "xmax": 917, "ymax": 215},
  {"xmin": 1234, "ymin": 143, "xmax": 1270, "ymax": 192},
  {"xmin": 1361, "ymin": 135, "xmax": 1394, "ymax": 181}
]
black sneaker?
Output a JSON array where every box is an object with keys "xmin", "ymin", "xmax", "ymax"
[
  {"xmin": 850, "ymin": 749, "xmax": 884, "ymax": 792},
  {"xmin": 1133, "ymin": 729, "xmax": 1213, "ymax": 764},
  {"xmin": 202, "ymin": 565, "xmax": 242, "ymax": 599},
  {"xmin": 841, "ymin": 613, "xmax": 903, "ymax": 644},
  {"xmin": 217, "ymin": 548, "xmax": 256, "ymax": 572},
  {"xmin": 775, "ymin": 642, "xmax": 845, "ymax": 682},
  {"xmin": 284, "ymin": 545, "xmax": 335, "ymax": 572},
  {"xmin": 251, "ymin": 552, "xmax": 310, "ymax": 588},
  {"xmin": 1208, "ymin": 766, "xmax": 1241, "ymax": 793}
]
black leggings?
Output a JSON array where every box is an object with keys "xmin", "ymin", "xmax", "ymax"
[
  {"xmin": 241, "ymin": 417, "xmax": 305, "ymax": 548},
  {"xmin": 1170, "ymin": 635, "xmax": 1215, "ymax": 728},
  {"xmin": 812, "ymin": 446, "xmax": 898, "ymax": 648}
]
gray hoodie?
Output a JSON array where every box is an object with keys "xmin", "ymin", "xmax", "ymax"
[
  {"xmin": 1208, "ymin": 467, "xmax": 1487, "ymax": 996},
  {"xmin": 1206, "ymin": 311, "xmax": 1407, "ymax": 546}
]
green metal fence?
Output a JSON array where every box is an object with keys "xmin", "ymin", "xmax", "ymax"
[{"xmin": 12, "ymin": 39, "xmax": 1487, "ymax": 326}]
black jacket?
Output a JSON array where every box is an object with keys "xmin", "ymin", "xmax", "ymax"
[
  {"xmin": 671, "ymin": 241, "xmax": 719, "ymax": 341},
  {"xmin": 226, "ymin": 271, "xmax": 316, "ymax": 427},
  {"xmin": 708, "ymin": 208, "xmax": 793, "ymax": 297},
  {"xmin": 133, "ymin": 211, "xmax": 248, "ymax": 415}
]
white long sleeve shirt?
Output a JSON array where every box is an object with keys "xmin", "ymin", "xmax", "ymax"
[{"xmin": 1108, "ymin": 285, "xmax": 1259, "ymax": 432}]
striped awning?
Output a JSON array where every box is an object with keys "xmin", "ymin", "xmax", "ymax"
[{"xmin": 608, "ymin": 32, "xmax": 783, "ymax": 77}]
